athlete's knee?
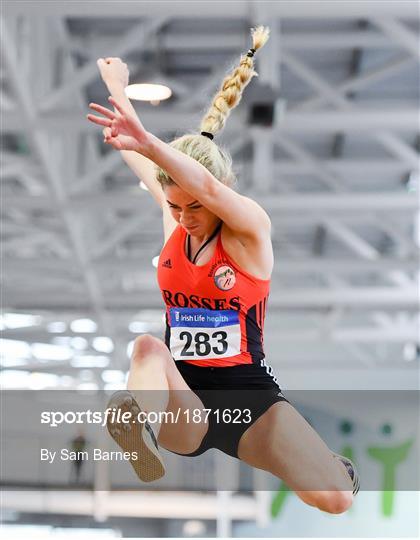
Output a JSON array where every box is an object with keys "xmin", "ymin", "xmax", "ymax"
[
  {"xmin": 131, "ymin": 334, "xmax": 169, "ymax": 366},
  {"xmin": 317, "ymin": 490, "xmax": 353, "ymax": 514}
]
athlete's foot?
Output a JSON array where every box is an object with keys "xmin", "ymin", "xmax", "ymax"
[
  {"xmin": 106, "ymin": 390, "xmax": 165, "ymax": 482},
  {"xmin": 332, "ymin": 452, "xmax": 360, "ymax": 496}
]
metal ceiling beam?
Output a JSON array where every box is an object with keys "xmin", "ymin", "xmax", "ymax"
[
  {"xmin": 3, "ymin": 108, "xmax": 418, "ymax": 133},
  {"xmin": 323, "ymin": 218, "xmax": 416, "ymax": 288},
  {"xmin": 373, "ymin": 17, "xmax": 420, "ymax": 58},
  {"xmin": 279, "ymin": 51, "xmax": 420, "ymax": 175},
  {"xmin": 38, "ymin": 18, "xmax": 169, "ymax": 113},
  {"xmin": 275, "ymin": 135, "xmax": 341, "ymax": 190},
  {"xmin": 281, "ymin": 31, "xmax": 410, "ymax": 49},
  {"xmin": 371, "ymin": 216, "xmax": 419, "ymax": 256},
  {"xmin": 70, "ymin": 151, "xmax": 123, "ymax": 196},
  {"xmin": 162, "ymin": 32, "xmax": 409, "ymax": 51},
  {"xmin": 0, "ymin": 18, "xmax": 110, "ymax": 332},
  {"xmin": 69, "ymin": 158, "xmax": 412, "ymax": 179},
  {"xmin": 374, "ymin": 132, "xmax": 420, "ymax": 169},
  {"xmin": 5, "ymin": 256, "xmax": 418, "ymax": 276},
  {"xmin": 251, "ymin": 128, "xmax": 273, "ymax": 193},
  {"xmin": 3, "ymin": 191, "xmax": 417, "ymax": 212},
  {"xmin": 4, "ymin": 1, "xmax": 419, "ymax": 18},
  {"xmin": 295, "ymin": 55, "xmax": 414, "ymax": 111},
  {"xmin": 284, "ymin": 54, "xmax": 418, "ymax": 159},
  {"xmin": 90, "ymin": 205, "xmax": 158, "ymax": 261},
  {"xmin": 282, "ymin": 49, "xmax": 350, "ymax": 109}
]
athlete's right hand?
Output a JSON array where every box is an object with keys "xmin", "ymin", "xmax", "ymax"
[
  {"xmin": 97, "ymin": 57, "xmax": 129, "ymax": 88},
  {"xmin": 87, "ymin": 96, "xmax": 150, "ymax": 153}
]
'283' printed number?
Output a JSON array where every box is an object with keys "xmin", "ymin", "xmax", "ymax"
[{"xmin": 179, "ymin": 331, "xmax": 228, "ymax": 357}]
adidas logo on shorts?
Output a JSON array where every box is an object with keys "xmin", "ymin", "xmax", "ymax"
[{"xmin": 162, "ymin": 258, "xmax": 172, "ymax": 268}]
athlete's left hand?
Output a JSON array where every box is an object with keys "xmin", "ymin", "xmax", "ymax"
[{"xmin": 87, "ymin": 96, "xmax": 150, "ymax": 153}]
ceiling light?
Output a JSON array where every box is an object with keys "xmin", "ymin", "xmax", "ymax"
[
  {"xmin": 0, "ymin": 312, "xmax": 42, "ymax": 329},
  {"xmin": 125, "ymin": 83, "xmax": 172, "ymax": 105},
  {"xmin": 0, "ymin": 357, "xmax": 28, "ymax": 367},
  {"xmin": 71, "ymin": 337, "xmax": 89, "ymax": 350},
  {"xmin": 70, "ymin": 318, "xmax": 98, "ymax": 333},
  {"xmin": 32, "ymin": 343, "xmax": 72, "ymax": 361},
  {"xmin": 183, "ymin": 520, "xmax": 206, "ymax": 536},
  {"xmin": 92, "ymin": 337, "xmax": 114, "ymax": 353},
  {"xmin": 28, "ymin": 372, "xmax": 61, "ymax": 390},
  {"xmin": 0, "ymin": 370, "xmax": 30, "ymax": 389},
  {"xmin": 0, "ymin": 339, "xmax": 31, "ymax": 359}
]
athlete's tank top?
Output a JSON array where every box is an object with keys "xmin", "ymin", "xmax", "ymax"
[{"xmin": 157, "ymin": 224, "xmax": 270, "ymax": 367}]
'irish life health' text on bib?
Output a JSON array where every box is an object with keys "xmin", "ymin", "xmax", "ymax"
[{"xmin": 169, "ymin": 307, "xmax": 241, "ymax": 361}]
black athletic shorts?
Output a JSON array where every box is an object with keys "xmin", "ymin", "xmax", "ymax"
[{"xmin": 174, "ymin": 361, "xmax": 289, "ymax": 459}]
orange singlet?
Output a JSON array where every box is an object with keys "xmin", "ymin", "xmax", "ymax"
[{"xmin": 157, "ymin": 224, "xmax": 270, "ymax": 368}]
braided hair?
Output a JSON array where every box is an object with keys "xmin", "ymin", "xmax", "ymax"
[{"xmin": 156, "ymin": 26, "xmax": 270, "ymax": 188}]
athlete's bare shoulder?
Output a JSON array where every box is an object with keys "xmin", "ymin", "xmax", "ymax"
[{"xmin": 220, "ymin": 222, "xmax": 273, "ymax": 280}]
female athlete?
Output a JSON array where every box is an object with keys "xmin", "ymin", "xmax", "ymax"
[{"xmin": 87, "ymin": 26, "xmax": 359, "ymax": 514}]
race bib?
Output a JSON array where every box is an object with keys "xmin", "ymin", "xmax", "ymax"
[{"xmin": 169, "ymin": 307, "xmax": 241, "ymax": 361}]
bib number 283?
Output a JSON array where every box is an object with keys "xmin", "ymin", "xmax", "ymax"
[
  {"xmin": 180, "ymin": 330, "xmax": 228, "ymax": 357},
  {"xmin": 169, "ymin": 307, "xmax": 241, "ymax": 361}
]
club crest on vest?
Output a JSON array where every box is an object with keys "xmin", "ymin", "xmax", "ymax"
[{"xmin": 213, "ymin": 264, "xmax": 236, "ymax": 291}]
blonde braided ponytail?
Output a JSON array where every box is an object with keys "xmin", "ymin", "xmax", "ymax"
[
  {"xmin": 156, "ymin": 26, "xmax": 270, "ymax": 189},
  {"xmin": 199, "ymin": 25, "xmax": 270, "ymax": 136}
]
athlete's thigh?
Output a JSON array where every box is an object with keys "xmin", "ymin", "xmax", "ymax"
[
  {"xmin": 237, "ymin": 401, "xmax": 347, "ymax": 492},
  {"xmin": 158, "ymin": 357, "xmax": 208, "ymax": 454}
]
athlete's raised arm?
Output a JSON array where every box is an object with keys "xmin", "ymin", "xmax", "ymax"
[
  {"xmin": 95, "ymin": 57, "xmax": 177, "ymax": 241},
  {"xmin": 96, "ymin": 57, "xmax": 166, "ymax": 208}
]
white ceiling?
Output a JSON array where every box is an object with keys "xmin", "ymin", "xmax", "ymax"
[{"xmin": 1, "ymin": 1, "xmax": 419, "ymax": 384}]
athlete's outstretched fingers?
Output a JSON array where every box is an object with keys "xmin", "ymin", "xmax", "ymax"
[
  {"xmin": 88, "ymin": 102, "xmax": 116, "ymax": 119},
  {"xmin": 108, "ymin": 96, "xmax": 126, "ymax": 116},
  {"xmin": 86, "ymin": 113, "xmax": 112, "ymax": 128}
]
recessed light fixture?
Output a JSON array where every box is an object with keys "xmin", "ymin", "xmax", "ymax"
[
  {"xmin": 70, "ymin": 318, "xmax": 98, "ymax": 333},
  {"xmin": 92, "ymin": 336, "xmax": 114, "ymax": 353},
  {"xmin": 1, "ymin": 312, "xmax": 42, "ymax": 329},
  {"xmin": 125, "ymin": 83, "xmax": 172, "ymax": 105}
]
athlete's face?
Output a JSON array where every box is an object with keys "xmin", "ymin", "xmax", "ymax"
[{"xmin": 164, "ymin": 184, "xmax": 219, "ymax": 237}]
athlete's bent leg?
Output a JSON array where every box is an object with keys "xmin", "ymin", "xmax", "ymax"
[
  {"xmin": 127, "ymin": 334, "xmax": 208, "ymax": 455},
  {"xmin": 237, "ymin": 401, "xmax": 354, "ymax": 514}
]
